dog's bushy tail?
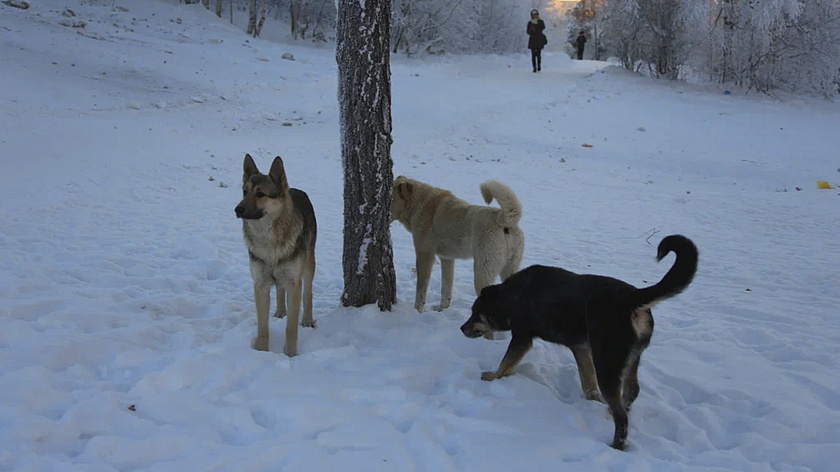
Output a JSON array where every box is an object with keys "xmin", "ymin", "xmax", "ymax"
[
  {"xmin": 631, "ymin": 235, "xmax": 698, "ymax": 309},
  {"xmin": 480, "ymin": 180, "xmax": 522, "ymax": 226}
]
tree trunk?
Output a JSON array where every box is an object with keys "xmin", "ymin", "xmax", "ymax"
[
  {"xmin": 336, "ymin": 0, "xmax": 397, "ymax": 311},
  {"xmin": 291, "ymin": 0, "xmax": 301, "ymax": 39},
  {"xmin": 255, "ymin": 0, "xmax": 266, "ymax": 37},
  {"xmin": 247, "ymin": 0, "xmax": 257, "ymax": 36}
]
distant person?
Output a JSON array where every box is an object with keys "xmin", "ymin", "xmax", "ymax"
[
  {"xmin": 576, "ymin": 31, "xmax": 587, "ymax": 60},
  {"xmin": 527, "ymin": 9, "xmax": 547, "ymax": 73}
]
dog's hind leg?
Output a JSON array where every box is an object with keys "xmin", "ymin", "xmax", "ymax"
[
  {"xmin": 435, "ymin": 258, "xmax": 454, "ymax": 311},
  {"xmin": 481, "ymin": 336, "xmax": 533, "ymax": 381},
  {"xmin": 500, "ymin": 233, "xmax": 524, "ymax": 281},
  {"xmin": 571, "ymin": 345, "xmax": 601, "ymax": 401},
  {"xmin": 274, "ymin": 282, "xmax": 287, "ymax": 319},
  {"xmin": 473, "ymin": 252, "xmax": 499, "ymax": 340},
  {"xmin": 283, "ymin": 278, "xmax": 302, "ymax": 357},
  {"xmin": 474, "ymin": 255, "xmax": 503, "ymax": 339},
  {"xmin": 592, "ymin": 348, "xmax": 631, "ymax": 450},
  {"xmin": 622, "ymin": 353, "xmax": 642, "ymax": 411},
  {"xmin": 301, "ymin": 247, "xmax": 316, "ymax": 328},
  {"xmin": 500, "ymin": 258, "xmax": 520, "ymax": 281},
  {"xmin": 254, "ymin": 284, "xmax": 271, "ymax": 351},
  {"xmin": 602, "ymin": 383, "xmax": 629, "ymax": 451},
  {"xmin": 473, "ymin": 255, "xmax": 501, "ymax": 295},
  {"xmin": 414, "ymin": 251, "xmax": 435, "ymax": 313}
]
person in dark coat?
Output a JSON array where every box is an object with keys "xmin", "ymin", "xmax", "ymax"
[
  {"xmin": 576, "ymin": 30, "xmax": 587, "ymax": 60},
  {"xmin": 527, "ymin": 9, "xmax": 547, "ymax": 72}
]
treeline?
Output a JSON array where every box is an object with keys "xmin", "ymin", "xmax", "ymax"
[
  {"xmin": 568, "ymin": 0, "xmax": 840, "ymax": 96},
  {"xmin": 214, "ymin": 0, "xmax": 538, "ymax": 53}
]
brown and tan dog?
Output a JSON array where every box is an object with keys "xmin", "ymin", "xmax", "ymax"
[{"xmin": 235, "ymin": 154, "xmax": 317, "ymax": 356}]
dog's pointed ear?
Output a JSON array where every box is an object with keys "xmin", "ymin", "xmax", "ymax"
[
  {"xmin": 243, "ymin": 154, "xmax": 259, "ymax": 182},
  {"xmin": 269, "ymin": 156, "xmax": 289, "ymax": 192},
  {"xmin": 395, "ymin": 176, "xmax": 414, "ymax": 200}
]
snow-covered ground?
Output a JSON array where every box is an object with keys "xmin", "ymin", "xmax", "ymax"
[{"xmin": 1, "ymin": 1, "xmax": 839, "ymax": 470}]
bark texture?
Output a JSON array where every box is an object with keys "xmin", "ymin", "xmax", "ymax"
[
  {"xmin": 246, "ymin": 0, "xmax": 257, "ymax": 36},
  {"xmin": 337, "ymin": 0, "xmax": 397, "ymax": 310}
]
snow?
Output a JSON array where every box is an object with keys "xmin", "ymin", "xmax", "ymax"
[{"xmin": 1, "ymin": 0, "xmax": 839, "ymax": 471}]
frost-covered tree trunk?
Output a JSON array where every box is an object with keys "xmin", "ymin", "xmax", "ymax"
[
  {"xmin": 291, "ymin": 0, "xmax": 301, "ymax": 39},
  {"xmin": 247, "ymin": 0, "xmax": 258, "ymax": 36},
  {"xmin": 337, "ymin": 0, "xmax": 397, "ymax": 310},
  {"xmin": 256, "ymin": 0, "xmax": 267, "ymax": 36}
]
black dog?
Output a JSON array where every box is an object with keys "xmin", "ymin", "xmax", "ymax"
[{"xmin": 460, "ymin": 235, "xmax": 698, "ymax": 450}]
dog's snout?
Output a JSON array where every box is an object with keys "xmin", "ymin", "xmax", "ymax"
[{"xmin": 235, "ymin": 205, "xmax": 245, "ymax": 217}]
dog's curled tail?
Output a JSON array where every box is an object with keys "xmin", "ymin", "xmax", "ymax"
[
  {"xmin": 480, "ymin": 180, "xmax": 522, "ymax": 226},
  {"xmin": 631, "ymin": 235, "xmax": 698, "ymax": 309}
]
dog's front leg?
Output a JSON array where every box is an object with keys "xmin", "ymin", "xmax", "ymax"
[
  {"xmin": 473, "ymin": 258, "xmax": 498, "ymax": 339},
  {"xmin": 434, "ymin": 258, "xmax": 454, "ymax": 311},
  {"xmin": 571, "ymin": 345, "xmax": 602, "ymax": 401},
  {"xmin": 274, "ymin": 282, "xmax": 287, "ymax": 318},
  {"xmin": 481, "ymin": 336, "xmax": 533, "ymax": 381},
  {"xmin": 414, "ymin": 252, "xmax": 435, "ymax": 312},
  {"xmin": 253, "ymin": 284, "xmax": 271, "ymax": 351},
  {"xmin": 283, "ymin": 278, "xmax": 302, "ymax": 357}
]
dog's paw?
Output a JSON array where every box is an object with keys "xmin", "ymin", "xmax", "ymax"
[
  {"xmin": 283, "ymin": 344, "xmax": 297, "ymax": 357},
  {"xmin": 610, "ymin": 439, "xmax": 628, "ymax": 451},
  {"xmin": 253, "ymin": 336, "xmax": 269, "ymax": 352},
  {"xmin": 414, "ymin": 303, "xmax": 425, "ymax": 313},
  {"xmin": 481, "ymin": 371, "xmax": 499, "ymax": 381},
  {"xmin": 274, "ymin": 308, "xmax": 287, "ymax": 319},
  {"xmin": 433, "ymin": 299, "xmax": 452, "ymax": 312},
  {"xmin": 583, "ymin": 390, "xmax": 602, "ymax": 402},
  {"xmin": 301, "ymin": 319, "xmax": 316, "ymax": 328}
]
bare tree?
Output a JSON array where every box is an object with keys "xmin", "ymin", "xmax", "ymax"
[
  {"xmin": 599, "ymin": 0, "xmax": 646, "ymax": 70},
  {"xmin": 391, "ymin": 0, "xmax": 528, "ymax": 55},
  {"xmin": 702, "ymin": 0, "xmax": 840, "ymax": 95},
  {"xmin": 594, "ymin": 0, "xmax": 839, "ymax": 95},
  {"xmin": 246, "ymin": 0, "xmax": 267, "ymax": 37},
  {"xmin": 257, "ymin": 0, "xmax": 267, "ymax": 36},
  {"xmin": 247, "ymin": 0, "xmax": 257, "ymax": 35},
  {"xmin": 336, "ymin": 0, "xmax": 397, "ymax": 310},
  {"xmin": 289, "ymin": 0, "xmax": 308, "ymax": 39}
]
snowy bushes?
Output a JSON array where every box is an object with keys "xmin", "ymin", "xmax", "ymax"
[
  {"xmin": 587, "ymin": 0, "xmax": 840, "ymax": 96},
  {"xmin": 391, "ymin": 0, "xmax": 538, "ymax": 55},
  {"xmin": 231, "ymin": 0, "xmax": 539, "ymax": 54},
  {"xmin": 700, "ymin": 0, "xmax": 840, "ymax": 96},
  {"xmin": 575, "ymin": 0, "xmax": 704, "ymax": 79},
  {"xmin": 228, "ymin": 0, "xmax": 337, "ymax": 41}
]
